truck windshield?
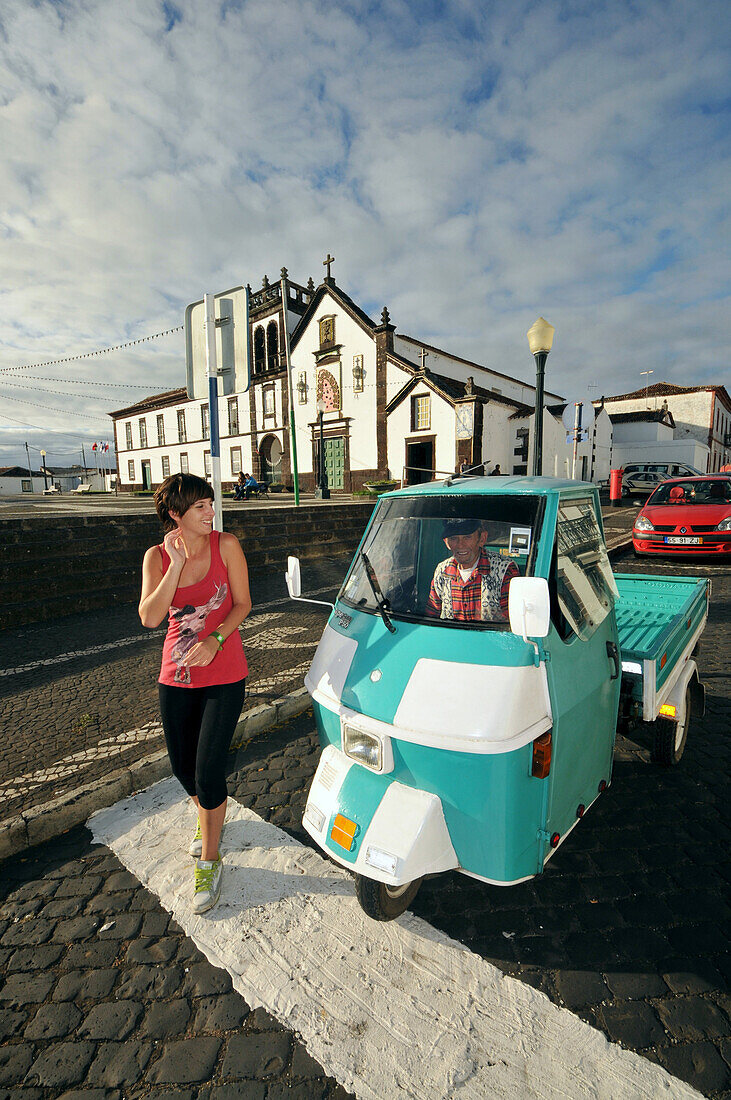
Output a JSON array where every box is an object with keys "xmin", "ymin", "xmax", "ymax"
[{"xmin": 339, "ymin": 494, "xmax": 541, "ymax": 629}]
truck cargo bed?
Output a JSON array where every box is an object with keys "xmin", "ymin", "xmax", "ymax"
[{"xmin": 615, "ymin": 573, "xmax": 709, "ymax": 719}]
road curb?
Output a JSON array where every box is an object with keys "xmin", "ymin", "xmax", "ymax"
[{"xmin": 0, "ymin": 686, "xmax": 313, "ymax": 863}]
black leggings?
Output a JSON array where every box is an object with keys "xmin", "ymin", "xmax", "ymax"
[{"xmin": 158, "ymin": 679, "xmax": 246, "ymax": 809}]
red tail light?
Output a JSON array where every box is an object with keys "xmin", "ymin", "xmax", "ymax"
[{"xmin": 531, "ymin": 731, "xmax": 552, "ymax": 778}]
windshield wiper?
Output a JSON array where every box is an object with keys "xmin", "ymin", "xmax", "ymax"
[{"xmin": 360, "ymin": 552, "xmax": 397, "ymax": 633}]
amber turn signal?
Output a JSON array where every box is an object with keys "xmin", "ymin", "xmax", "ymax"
[{"xmin": 531, "ymin": 731, "xmax": 552, "ymax": 778}]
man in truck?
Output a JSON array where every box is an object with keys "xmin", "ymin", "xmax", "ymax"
[{"xmin": 426, "ymin": 518, "xmax": 518, "ymax": 622}]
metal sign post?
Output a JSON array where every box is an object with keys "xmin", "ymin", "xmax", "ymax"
[
  {"xmin": 203, "ymin": 293, "xmax": 223, "ymax": 531},
  {"xmin": 280, "ymin": 275, "xmax": 300, "ymax": 505}
]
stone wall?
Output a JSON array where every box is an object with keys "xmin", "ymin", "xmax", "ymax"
[{"xmin": 0, "ymin": 502, "xmax": 374, "ymax": 631}]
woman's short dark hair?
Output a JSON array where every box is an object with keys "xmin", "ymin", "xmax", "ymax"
[{"xmin": 154, "ymin": 474, "xmax": 214, "ymax": 532}]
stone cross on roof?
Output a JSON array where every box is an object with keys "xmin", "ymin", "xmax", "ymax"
[
  {"xmin": 323, "ymin": 253, "xmax": 335, "ymax": 279},
  {"xmin": 419, "ymin": 347, "xmax": 428, "ymax": 370}
]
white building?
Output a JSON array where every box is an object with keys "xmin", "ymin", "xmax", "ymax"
[
  {"xmin": 603, "ymin": 383, "xmax": 730, "ymax": 473},
  {"xmin": 111, "ymin": 272, "xmax": 314, "ymax": 491},
  {"xmin": 0, "ymin": 467, "xmax": 46, "ymax": 495},
  {"xmin": 114, "ymin": 266, "xmax": 633, "ymax": 494}
]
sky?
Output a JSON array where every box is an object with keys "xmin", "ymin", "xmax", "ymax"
[{"xmin": 1, "ymin": 0, "xmax": 729, "ymax": 470}]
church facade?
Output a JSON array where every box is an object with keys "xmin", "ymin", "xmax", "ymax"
[{"xmin": 111, "ymin": 261, "xmax": 613, "ymax": 493}]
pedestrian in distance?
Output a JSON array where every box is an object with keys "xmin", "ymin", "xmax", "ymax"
[
  {"xmin": 489, "ymin": 464, "xmax": 502, "ymax": 476},
  {"xmin": 139, "ymin": 473, "xmax": 251, "ymax": 913},
  {"xmin": 233, "ymin": 471, "xmax": 246, "ymax": 500}
]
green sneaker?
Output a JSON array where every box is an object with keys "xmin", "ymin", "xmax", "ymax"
[
  {"xmin": 189, "ymin": 818, "xmax": 225, "ymax": 858},
  {"xmin": 193, "ymin": 857, "xmax": 222, "ymax": 914}
]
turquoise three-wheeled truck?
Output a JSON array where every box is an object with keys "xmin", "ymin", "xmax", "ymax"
[{"xmin": 287, "ymin": 478, "xmax": 709, "ymax": 921}]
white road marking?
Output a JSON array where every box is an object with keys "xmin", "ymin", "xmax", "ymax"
[
  {"xmin": 90, "ymin": 781, "xmax": 700, "ymax": 1100},
  {"xmin": 0, "ymin": 584, "xmax": 335, "ymax": 678},
  {"xmin": 0, "ymin": 722, "xmax": 163, "ymax": 799}
]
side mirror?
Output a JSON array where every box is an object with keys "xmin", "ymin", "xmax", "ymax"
[
  {"xmin": 285, "ymin": 556, "xmax": 302, "ymax": 599},
  {"xmin": 508, "ymin": 577, "xmax": 550, "ymax": 641}
]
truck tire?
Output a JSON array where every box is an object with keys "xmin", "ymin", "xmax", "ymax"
[
  {"xmin": 354, "ymin": 874, "xmax": 423, "ymax": 921},
  {"xmin": 651, "ymin": 685, "xmax": 691, "ymax": 766}
]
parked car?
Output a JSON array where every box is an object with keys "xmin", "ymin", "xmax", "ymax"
[
  {"xmin": 622, "ymin": 470, "xmax": 668, "ymax": 500},
  {"xmin": 633, "ymin": 475, "xmax": 731, "ymax": 557},
  {"xmin": 623, "ymin": 462, "xmax": 704, "ymax": 480}
]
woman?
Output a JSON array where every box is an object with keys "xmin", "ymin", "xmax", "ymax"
[
  {"xmin": 233, "ymin": 471, "xmax": 246, "ymax": 500},
  {"xmin": 139, "ymin": 473, "xmax": 251, "ymax": 913}
]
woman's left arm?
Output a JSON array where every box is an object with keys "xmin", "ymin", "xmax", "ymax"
[{"xmin": 181, "ymin": 534, "xmax": 252, "ymax": 667}]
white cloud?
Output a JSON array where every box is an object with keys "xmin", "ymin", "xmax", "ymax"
[{"xmin": 0, "ymin": 0, "xmax": 728, "ymax": 466}]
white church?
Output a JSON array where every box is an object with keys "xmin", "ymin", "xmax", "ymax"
[{"xmin": 110, "ymin": 260, "xmax": 613, "ymax": 493}]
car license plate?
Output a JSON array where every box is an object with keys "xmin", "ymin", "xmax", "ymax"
[{"xmin": 664, "ymin": 536, "xmax": 701, "ymax": 545}]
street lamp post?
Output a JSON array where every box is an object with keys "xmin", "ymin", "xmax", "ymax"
[
  {"xmin": 40, "ymin": 450, "xmax": 48, "ymax": 491},
  {"xmin": 527, "ymin": 317, "xmax": 555, "ymax": 477},
  {"xmin": 315, "ymin": 398, "xmax": 330, "ymax": 500}
]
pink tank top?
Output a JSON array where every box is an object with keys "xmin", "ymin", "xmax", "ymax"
[{"xmin": 158, "ymin": 530, "xmax": 248, "ymax": 688}]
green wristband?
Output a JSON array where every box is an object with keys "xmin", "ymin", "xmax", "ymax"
[{"xmin": 209, "ymin": 631, "xmax": 225, "ymax": 651}]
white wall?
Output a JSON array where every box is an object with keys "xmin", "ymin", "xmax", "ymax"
[
  {"xmin": 0, "ymin": 475, "xmax": 46, "ymax": 496},
  {"xmin": 482, "ymin": 403, "xmax": 515, "ymax": 473},
  {"xmin": 524, "ymin": 407, "xmax": 613, "ymax": 482},
  {"xmin": 611, "ymin": 420, "xmax": 674, "ymax": 444},
  {"xmin": 114, "ymin": 388, "xmax": 259, "ymax": 487},
  {"xmin": 291, "ymin": 290, "xmax": 379, "ymax": 476},
  {"xmin": 386, "ymin": 382, "xmax": 456, "ymax": 481},
  {"xmin": 611, "ymin": 439, "xmax": 710, "ymax": 471}
]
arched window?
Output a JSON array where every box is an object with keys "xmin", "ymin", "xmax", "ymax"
[
  {"xmin": 267, "ymin": 321, "xmax": 279, "ymax": 371},
  {"xmin": 260, "ymin": 434, "xmax": 283, "ymax": 484},
  {"xmin": 253, "ymin": 326, "xmax": 265, "ymax": 374}
]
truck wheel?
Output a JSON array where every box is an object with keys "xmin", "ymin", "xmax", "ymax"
[
  {"xmin": 354, "ymin": 874, "xmax": 423, "ymax": 921},
  {"xmin": 651, "ymin": 686, "xmax": 691, "ymax": 766}
]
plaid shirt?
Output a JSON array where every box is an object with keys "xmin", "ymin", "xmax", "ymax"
[{"xmin": 426, "ymin": 549, "xmax": 519, "ymax": 622}]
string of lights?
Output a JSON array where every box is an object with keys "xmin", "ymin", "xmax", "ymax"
[
  {"xmin": 0, "ymin": 374, "xmax": 154, "ymax": 389},
  {"xmin": 0, "ymin": 325, "xmax": 183, "ymax": 375},
  {"xmin": 0, "ymin": 392, "xmax": 110, "ymax": 422},
  {"xmin": 0, "ymin": 379, "xmax": 136, "ymax": 402}
]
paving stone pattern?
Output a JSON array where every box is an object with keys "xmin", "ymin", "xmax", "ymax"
[
  {"xmin": 0, "ymin": 529, "xmax": 728, "ymax": 1097},
  {"xmin": 0, "ymin": 556, "xmax": 350, "ymax": 822},
  {"xmin": 0, "ymin": 821, "xmax": 353, "ymax": 1098}
]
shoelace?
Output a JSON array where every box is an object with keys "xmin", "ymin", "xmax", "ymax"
[
  {"xmin": 194, "ymin": 863, "xmax": 219, "ymax": 892},
  {"xmin": 192, "ymin": 818, "xmax": 202, "ymax": 841}
]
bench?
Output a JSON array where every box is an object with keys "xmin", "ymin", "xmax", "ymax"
[
  {"xmin": 71, "ymin": 483, "xmax": 92, "ymax": 494},
  {"xmin": 43, "ymin": 486, "xmax": 60, "ymax": 495}
]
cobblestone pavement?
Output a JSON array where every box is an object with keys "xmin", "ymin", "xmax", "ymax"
[
  {"xmin": 0, "ymin": 556, "xmax": 349, "ymax": 822},
  {"xmin": 0, "ymin": 546, "xmax": 728, "ymax": 1097}
]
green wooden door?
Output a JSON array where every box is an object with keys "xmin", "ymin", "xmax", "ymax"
[{"xmin": 324, "ymin": 437, "xmax": 345, "ymax": 490}]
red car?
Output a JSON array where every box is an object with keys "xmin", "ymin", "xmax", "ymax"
[{"xmin": 633, "ymin": 475, "xmax": 731, "ymax": 556}]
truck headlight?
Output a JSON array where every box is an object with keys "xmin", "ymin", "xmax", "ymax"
[
  {"xmin": 343, "ymin": 725, "xmax": 382, "ymax": 771},
  {"xmin": 716, "ymin": 517, "xmax": 731, "ymax": 531},
  {"xmin": 634, "ymin": 515, "xmax": 654, "ymax": 532}
]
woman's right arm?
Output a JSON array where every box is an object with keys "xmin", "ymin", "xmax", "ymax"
[{"xmin": 139, "ymin": 537, "xmax": 184, "ymax": 628}]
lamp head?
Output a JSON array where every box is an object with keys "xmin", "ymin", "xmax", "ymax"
[
  {"xmin": 527, "ymin": 317, "xmax": 555, "ymax": 355},
  {"xmin": 316, "ymin": 398, "xmax": 327, "ymax": 415}
]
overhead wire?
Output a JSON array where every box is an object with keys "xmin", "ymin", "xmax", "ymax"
[
  {"xmin": 0, "ymin": 392, "xmax": 109, "ymax": 422},
  {"xmin": 0, "ymin": 325, "xmax": 184, "ymax": 374},
  {"xmin": 0, "ymin": 374, "xmax": 155, "ymax": 389},
  {"xmin": 0, "ymin": 379, "xmax": 137, "ymax": 402}
]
